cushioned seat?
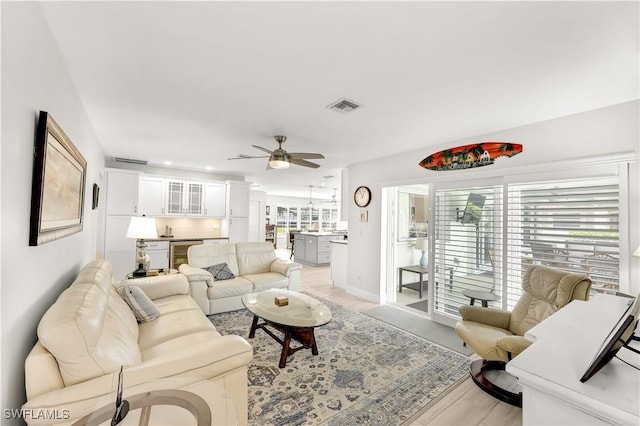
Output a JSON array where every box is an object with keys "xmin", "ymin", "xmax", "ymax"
[
  {"xmin": 137, "ymin": 309, "xmax": 216, "ymax": 351},
  {"xmin": 140, "ymin": 330, "xmax": 221, "ymax": 360},
  {"xmin": 206, "ymin": 276, "xmax": 253, "ymax": 299},
  {"xmin": 244, "ymin": 272, "xmax": 289, "ymax": 290}
]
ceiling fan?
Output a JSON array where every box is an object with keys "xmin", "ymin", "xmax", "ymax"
[
  {"xmin": 227, "ymin": 135, "xmax": 325, "ymax": 169},
  {"xmin": 321, "ymin": 188, "xmax": 338, "ymax": 207}
]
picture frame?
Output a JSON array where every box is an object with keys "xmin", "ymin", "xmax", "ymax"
[
  {"xmin": 29, "ymin": 111, "xmax": 87, "ymax": 246},
  {"xmin": 266, "ymin": 205, "xmax": 270, "ymax": 215}
]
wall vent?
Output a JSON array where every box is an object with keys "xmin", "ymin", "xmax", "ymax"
[
  {"xmin": 326, "ymin": 97, "xmax": 364, "ymax": 114},
  {"xmin": 114, "ymin": 157, "xmax": 147, "ymax": 165}
]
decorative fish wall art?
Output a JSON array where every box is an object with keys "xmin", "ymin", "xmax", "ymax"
[{"xmin": 419, "ymin": 142, "xmax": 522, "ymax": 171}]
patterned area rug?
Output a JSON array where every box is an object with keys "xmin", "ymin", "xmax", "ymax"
[{"xmin": 209, "ymin": 297, "xmax": 469, "ymax": 426}]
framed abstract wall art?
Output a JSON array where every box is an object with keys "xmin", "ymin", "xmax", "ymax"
[{"xmin": 29, "ymin": 111, "xmax": 87, "ymax": 246}]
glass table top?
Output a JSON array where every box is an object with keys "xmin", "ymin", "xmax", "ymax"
[{"xmin": 241, "ymin": 289, "xmax": 332, "ymax": 328}]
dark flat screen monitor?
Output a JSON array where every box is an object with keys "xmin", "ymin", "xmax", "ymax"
[
  {"xmin": 461, "ymin": 194, "xmax": 486, "ymax": 225},
  {"xmin": 580, "ymin": 295, "xmax": 639, "ymax": 383}
]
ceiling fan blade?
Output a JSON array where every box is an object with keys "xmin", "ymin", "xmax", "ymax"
[
  {"xmin": 227, "ymin": 155, "xmax": 270, "ymax": 160},
  {"xmin": 288, "ymin": 153, "xmax": 325, "ymax": 160},
  {"xmin": 289, "ymin": 158, "xmax": 321, "ymax": 169},
  {"xmin": 252, "ymin": 145, "xmax": 274, "ymax": 155}
]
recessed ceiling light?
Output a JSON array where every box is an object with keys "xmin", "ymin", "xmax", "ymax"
[
  {"xmin": 205, "ymin": 165, "xmax": 213, "ymax": 171},
  {"xmin": 164, "ymin": 161, "xmax": 172, "ymax": 166}
]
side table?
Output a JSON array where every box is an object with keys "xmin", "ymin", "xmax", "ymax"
[
  {"xmin": 462, "ymin": 289, "xmax": 499, "ymax": 307},
  {"xmin": 126, "ymin": 269, "xmax": 178, "ymax": 280},
  {"xmin": 398, "ymin": 265, "xmax": 429, "ymax": 299}
]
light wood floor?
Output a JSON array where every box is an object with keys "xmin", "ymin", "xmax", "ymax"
[{"xmin": 298, "ymin": 264, "xmax": 522, "ymax": 426}]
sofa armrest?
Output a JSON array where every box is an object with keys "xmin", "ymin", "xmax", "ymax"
[
  {"xmin": 179, "ymin": 264, "xmax": 214, "ymax": 287},
  {"xmin": 122, "ymin": 274, "xmax": 189, "ymax": 300},
  {"xmin": 22, "ymin": 335, "xmax": 253, "ymax": 425},
  {"xmin": 458, "ymin": 305, "xmax": 511, "ymax": 329},
  {"xmin": 270, "ymin": 259, "xmax": 302, "ymax": 277},
  {"xmin": 178, "ymin": 264, "xmax": 212, "ymax": 314}
]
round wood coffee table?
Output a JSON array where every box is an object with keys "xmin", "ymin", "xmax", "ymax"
[{"xmin": 241, "ymin": 289, "xmax": 332, "ymax": 368}]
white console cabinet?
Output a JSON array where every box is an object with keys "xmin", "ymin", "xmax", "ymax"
[{"xmin": 506, "ymin": 294, "xmax": 640, "ymax": 426}]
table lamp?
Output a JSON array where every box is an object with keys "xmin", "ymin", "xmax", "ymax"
[
  {"xmin": 126, "ymin": 216, "xmax": 158, "ymax": 277},
  {"xmin": 415, "ymin": 238, "xmax": 428, "ymax": 267}
]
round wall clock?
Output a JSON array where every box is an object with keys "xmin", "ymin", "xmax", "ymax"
[{"xmin": 354, "ymin": 186, "xmax": 372, "ymax": 207}]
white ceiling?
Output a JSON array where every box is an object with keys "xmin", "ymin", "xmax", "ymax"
[{"xmin": 40, "ymin": 1, "xmax": 639, "ymax": 199}]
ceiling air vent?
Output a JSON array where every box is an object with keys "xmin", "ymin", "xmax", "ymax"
[
  {"xmin": 114, "ymin": 157, "xmax": 147, "ymax": 165},
  {"xmin": 326, "ymin": 97, "xmax": 364, "ymax": 114}
]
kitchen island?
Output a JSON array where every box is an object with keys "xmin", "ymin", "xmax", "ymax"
[{"xmin": 293, "ymin": 232, "xmax": 346, "ymax": 266}]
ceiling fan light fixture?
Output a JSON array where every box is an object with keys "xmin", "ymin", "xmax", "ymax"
[
  {"xmin": 269, "ymin": 159, "xmax": 290, "ymax": 169},
  {"xmin": 269, "ymin": 152, "xmax": 290, "ymax": 169}
]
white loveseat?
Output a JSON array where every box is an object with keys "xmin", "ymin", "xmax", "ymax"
[
  {"xmin": 23, "ymin": 259, "xmax": 253, "ymax": 425},
  {"xmin": 178, "ymin": 242, "xmax": 302, "ymax": 315}
]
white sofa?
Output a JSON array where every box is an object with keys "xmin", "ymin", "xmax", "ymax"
[
  {"xmin": 178, "ymin": 242, "xmax": 302, "ymax": 315},
  {"xmin": 23, "ymin": 259, "xmax": 253, "ymax": 425}
]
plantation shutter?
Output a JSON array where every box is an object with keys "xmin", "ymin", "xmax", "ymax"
[
  {"xmin": 433, "ymin": 185, "xmax": 502, "ymax": 317},
  {"xmin": 506, "ymin": 178, "xmax": 620, "ymax": 301}
]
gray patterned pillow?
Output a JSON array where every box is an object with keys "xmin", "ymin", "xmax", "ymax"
[
  {"xmin": 205, "ymin": 263, "xmax": 236, "ymax": 281},
  {"xmin": 117, "ymin": 285, "xmax": 160, "ymax": 323}
]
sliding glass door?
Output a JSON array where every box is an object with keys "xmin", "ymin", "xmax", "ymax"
[{"xmin": 431, "ymin": 175, "xmax": 621, "ymax": 326}]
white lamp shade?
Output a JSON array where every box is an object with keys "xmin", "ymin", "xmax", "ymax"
[
  {"xmin": 126, "ymin": 217, "xmax": 158, "ymax": 239},
  {"xmin": 414, "ymin": 238, "xmax": 428, "ymax": 251}
]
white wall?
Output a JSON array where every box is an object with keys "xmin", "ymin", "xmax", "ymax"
[
  {"xmin": 1, "ymin": 2, "xmax": 106, "ymax": 419},
  {"xmin": 347, "ymin": 101, "xmax": 640, "ymax": 302}
]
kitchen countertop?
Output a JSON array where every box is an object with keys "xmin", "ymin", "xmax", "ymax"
[
  {"xmin": 147, "ymin": 236, "xmax": 229, "ymax": 242},
  {"xmin": 297, "ymin": 231, "xmax": 348, "ymax": 236}
]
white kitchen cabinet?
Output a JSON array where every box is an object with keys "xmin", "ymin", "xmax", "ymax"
[
  {"xmin": 226, "ymin": 181, "xmax": 250, "ymax": 217},
  {"xmin": 105, "ymin": 215, "xmax": 136, "ymax": 280},
  {"xmin": 138, "ymin": 176, "xmax": 166, "ymax": 216},
  {"xmin": 106, "ymin": 170, "xmax": 139, "ymax": 215},
  {"xmin": 145, "ymin": 241, "xmax": 169, "ymax": 269},
  {"xmin": 204, "ymin": 183, "xmax": 226, "ymax": 217},
  {"xmin": 166, "ymin": 180, "xmax": 204, "ymax": 216},
  {"xmin": 228, "ymin": 217, "xmax": 248, "ymax": 243}
]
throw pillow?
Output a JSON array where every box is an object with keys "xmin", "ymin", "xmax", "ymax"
[
  {"xmin": 117, "ymin": 285, "xmax": 160, "ymax": 323},
  {"xmin": 204, "ymin": 263, "xmax": 236, "ymax": 281}
]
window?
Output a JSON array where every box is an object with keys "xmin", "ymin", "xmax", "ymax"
[
  {"xmin": 397, "ymin": 191, "xmax": 429, "ymax": 241},
  {"xmin": 507, "ymin": 177, "xmax": 619, "ymax": 297}
]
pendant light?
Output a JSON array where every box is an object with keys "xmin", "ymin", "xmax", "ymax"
[{"xmin": 308, "ymin": 185, "xmax": 314, "ymax": 207}]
